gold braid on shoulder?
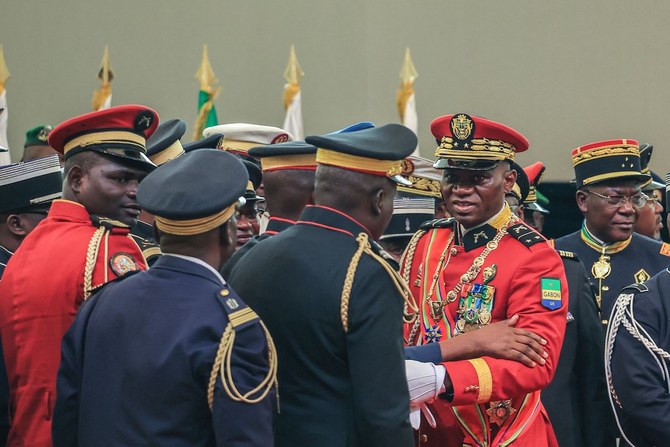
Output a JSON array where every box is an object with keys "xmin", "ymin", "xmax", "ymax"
[
  {"xmin": 83, "ymin": 226, "xmax": 107, "ymax": 300},
  {"xmin": 207, "ymin": 308, "xmax": 278, "ymax": 410},
  {"xmin": 340, "ymin": 233, "xmax": 419, "ymax": 333},
  {"xmin": 401, "ymin": 229, "xmax": 427, "ymax": 345}
]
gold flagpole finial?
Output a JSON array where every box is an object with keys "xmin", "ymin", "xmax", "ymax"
[
  {"xmin": 195, "ymin": 44, "xmax": 219, "ymax": 94},
  {"xmin": 0, "ymin": 45, "xmax": 10, "ymax": 91},
  {"xmin": 283, "ymin": 44, "xmax": 304, "ymax": 86},
  {"xmin": 98, "ymin": 45, "xmax": 114, "ymax": 85},
  {"xmin": 399, "ymin": 47, "xmax": 418, "ymax": 85}
]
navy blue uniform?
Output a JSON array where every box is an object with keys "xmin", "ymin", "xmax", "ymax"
[
  {"xmin": 53, "ymin": 255, "xmax": 274, "ymax": 446},
  {"xmin": 228, "ymin": 205, "xmax": 413, "ymax": 447},
  {"xmin": 607, "ymin": 269, "xmax": 670, "ymax": 446},
  {"xmin": 554, "ymin": 230, "xmax": 670, "ymax": 319},
  {"xmin": 541, "ymin": 251, "xmax": 615, "ymax": 447}
]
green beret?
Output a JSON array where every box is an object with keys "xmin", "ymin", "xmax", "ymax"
[{"xmin": 24, "ymin": 125, "xmax": 53, "ymax": 148}]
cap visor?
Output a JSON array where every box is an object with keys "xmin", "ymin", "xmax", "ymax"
[{"xmin": 434, "ymin": 158, "xmax": 501, "ymax": 171}]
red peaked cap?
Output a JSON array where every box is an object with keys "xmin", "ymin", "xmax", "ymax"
[
  {"xmin": 49, "ymin": 105, "xmax": 159, "ymax": 170},
  {"xmin": 431, "ymin": 113, "xmax": 529, "ymax": 170}
]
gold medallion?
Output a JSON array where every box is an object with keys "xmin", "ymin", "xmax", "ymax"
[
  {"xmin": 592, "ymin": 255, "xmax": 611, "ymax": 279},
  {"xmin": 479, "ymin": 310, "xmax": 492, "ymax": 325},
  {"xmin": 486, "ymin": 400, "xmax": 517, "ymax": 426},
  {"xmin": 430, "ymin": 301, "xmax": 444, "ymax": 320}
]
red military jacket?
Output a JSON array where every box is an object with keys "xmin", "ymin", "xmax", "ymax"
[
  {"xmin": 401, "ymin": 206, "xmax": 568, "ymax": 446},
  {"xmin": 0, "ymin": 200, "xmax": 146, "ymax": 447}
]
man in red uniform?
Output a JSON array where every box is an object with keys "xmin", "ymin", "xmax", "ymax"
[
  {"xmin": 401, "ymin": 113, "xmax": 568, "ymax": 446},
  {"xmin": 0, "ymin": 105, "xmax": 158, "ymax": 446}
]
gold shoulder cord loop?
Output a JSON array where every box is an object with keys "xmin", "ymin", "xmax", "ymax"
[
  {"xmin": 207, "ymin": 312, "xmax": 278, "ymax": 410},
  {"xmin": 340, "ymin": 233, "xmax": 419, "ymax": 333},
  {"xmin": 83, "ymin": 226, "xmax": 106, "ymax": 300},
  {"xmin": 401, "ymin": 229, "xmax": 427, "ymax": 346}
]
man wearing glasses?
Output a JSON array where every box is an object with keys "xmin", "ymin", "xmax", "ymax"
[
  {"xmin": 634, "ymin": 143, "xmax": 664, "ymax": 241},
  {"xmin": 554, "ymin": 139, "xmax": 670, "ymax": 323}
]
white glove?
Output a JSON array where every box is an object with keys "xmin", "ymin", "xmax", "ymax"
[
  {"xmin": 405, "ymin": 359, "xmax": 446, "ymax": 407},
  {"xmin": 409, "ymin": 405, "xmax": 437, "ymax": 430}
]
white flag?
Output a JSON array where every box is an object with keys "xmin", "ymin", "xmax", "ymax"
[
  {"xmin": 0, "ymin": 88, "xmax": 10, "ymax": 165},
  {"xmin": 283, "ymin": 89, "xmax": 303, "ymax": 140}
]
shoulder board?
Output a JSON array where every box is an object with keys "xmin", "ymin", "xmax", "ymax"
[
  {"xmin": 215, "ymin": 287, "xmax": 260, "ymax": 331},
  {"xmin": 130, "ymin": 234, "xmax": 162, "ymax": 263},
  {"xmin": 419, "ymin": 217, "xmax": 455, "ymax": 230},
  {"xmin": 507, "ymin": 222, "xmax": 547, "ymax": 248},
  {"xmin": 556, "ymin": 249, "xmax": 579, "ymax": 261},
  {"xmin": 90, "ymin": 215, "xmax": 130, "ymax": 230},
  {"xmin": 621, "ymin": 282, "xmax": 649, "ymax": 294},
  {"xmin": 370, "ymin": 241, "xmax": 400, "ymax": 271},
  {"xmin": 660, "ymin": 242, "xmax": 670, "ymax": 257}
]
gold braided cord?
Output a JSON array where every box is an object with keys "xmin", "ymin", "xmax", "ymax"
[
  {"xmin": 401, "ymin": 229, "xmax": 427, "ymax": 345},
  {"xmin": 341, "ymin": 233, "xmax": 419, "ymax": 333},
  {"xmin": 83, "ymin": 227, "xmax": 106, "ymax": 300},
  {"xmin": 103, "ymin": 231, "xmax": 110, "ymax": 284},
  {"xmin": 207, "ymin": 320, "xmax": 278, "ymax": 410},
  {"xmin": 154, "ymin": 205, "xmax": 235, "ymax": 236}
]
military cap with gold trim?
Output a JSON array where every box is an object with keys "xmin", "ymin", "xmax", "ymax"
[
  {"xmin": 571, "ymin": 139, "xmax": 649, "ymax": 189},
  {"xmin": 138, "ymin": 149, "xmax": 247, "ymax": 236},
  {"xmin": 48, "ymin": 104, "xmax": 159, "ymax": 171},
  {"xmin": 432, "ymin": 113, "xmax": 529, "ymax": 170},
  {"xmin": 248, "ymin": 141, "xmax": 317, "ymax": 172},
  {"xmin": 0, "ymin": 154, "xmax": 62, "ymax": 213},
  {"xmin": 203, "ymin": 123, "xmax": 293, "ymax": 156},
  {"xmin": 305, "ymin": 123, "xmax": 416, "ymax": 185},
  {"xmin": 24, "ymin": 125, "xmax": 53, "ymax": 148},
  {"xmin": 381, "ymin": 197, "xmax": 435, "ymax": 241},
  {"xmin": 146, "ymin": 119, "xmax": 186, "ymax": 166},
  {"xmin": 638, "ymin": 143, "xmax": 665, "ymax": 191},
  {"xmin": 523, "ymin": 161, "xmax": 549, "ymax": 213},
  {"xmin": 183, "ymin": 133, "xmax": 223, "ymax": 153},
  {"xmin": 398, "ymin": 155, "xmax": 443, "ymax": 199},
  {"xmin": 240, "ymin": 159, "xmax": 262, "ymax": 202}
]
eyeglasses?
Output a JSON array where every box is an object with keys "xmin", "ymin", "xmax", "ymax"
[
  {"xmin": 583, "ymin": 189, "xmax": 648, "ymax": 209},
  {"xmin": 644, "ymin": 195, "xmax": 661, "ymax": 208}
]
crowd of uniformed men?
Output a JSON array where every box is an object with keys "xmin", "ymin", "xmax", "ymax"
[{"xmin": 0, "ymin": 105, "xmax": 666, "ymax": 446}]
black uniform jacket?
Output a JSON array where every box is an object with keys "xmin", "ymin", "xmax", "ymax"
[{"xmin": 228, "ymin": 205, "xmax": 414, "ymax": 447}]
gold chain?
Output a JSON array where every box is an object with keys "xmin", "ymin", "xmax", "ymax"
[{"xmin": 427, "ymin": 214, "xmax": 516, "ymax": 321}]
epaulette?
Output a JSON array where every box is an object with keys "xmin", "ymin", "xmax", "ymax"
[
  {"xmin": 621, "ymin": 282, "xmax": 649, "ymax": 294},
  {"xmin": 556, "ymin": 249, "xmax": 579, "ymax": 261},
  {"xmin": 507, "ymin": 222, "xmax": 547, "ymax": 248},
  {"xmin": 370, "ymin": 241, "xmax": 400, "ymax": 271},
  {"xmin": 660, "ymin": 242, "xmax": 670, "ymax": 257},
  {"xmin": 130, "ymin": 234, "xmax": 162, "ymax": 263},
  {"xmin": 419, "ymin": 217, "xmax": 455, "ymax": 230},
  {"xmin": 90, "ymin": 215, "xmax": 130, "ymax": 230}
]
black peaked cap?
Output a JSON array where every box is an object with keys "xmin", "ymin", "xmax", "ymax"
[
  {"xmin": 146, "ymin": 119, "xmax": 186, "ymax": 157},
  {"xmin": 305, "ymin": 124, "xmax": 416, "ymax": 161},
  {"xmin": 248, "ymin": 141, "xmax": 317, "ymax": 158},
  {"xmin": 183, "ymin": 133, "xmax": 224, "ymax": 153}
]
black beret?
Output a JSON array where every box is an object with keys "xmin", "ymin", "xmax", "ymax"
[{"xmin": 138, "ymin": 149, "xmax": 247, "ymax": 220}]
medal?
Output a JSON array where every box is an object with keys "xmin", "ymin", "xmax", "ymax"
[
  {"xmin": 486, "ymin": 400, "xmax": 516, "ymax": 426},
  {"xmin": 430, "ymin": 301, "xmax": 445, "ymax": 320},
  {"xmin": 592, "ymin": 255, "xmax": 611, "ymax": 279}
]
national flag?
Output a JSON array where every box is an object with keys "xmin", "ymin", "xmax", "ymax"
[
  {"xmin": 282, "ymin": 45, "xmax": 304, "ymax": 140},
  {"xmin": 193, "ymin": 45, "xmax": 220, "ymax": 140},
  {"xmin": 0, "ymin": 45, "xmax": 11, "ymax": 164},
  {"xmin": 92, "ymin": 46, "xmax": 114, "ymax": 111},
  {"xmin": 397, "ymin": 47, "xmax": 419, "ymax": 155}
]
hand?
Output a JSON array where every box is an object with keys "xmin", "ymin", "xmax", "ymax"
[
  {"xmin": 405, "ymin": 360, "xmax": 446, "ymax": 407},
  {"xmin": 473, "ymin": 314, "xmax": 547, "ymax": 367},
  {"xmin": 438, "ymin": 314, "xmax": 548, "ymax": 367}
]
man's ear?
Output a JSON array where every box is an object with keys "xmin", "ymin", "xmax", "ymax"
[
  {"xmin": 502, "ymin": 167, "xmax": 517, "ymax": 195},
  {"xmin": 6, "ymin": 214, "xmax": 28, "ymax": 237},
  {"xmin": 219, "ymin": 219, "xmax": 236, "ymax": 248},
  {"xmin": 575, "ymin": 190, "xmax": 588, "ymax": 213},
  {"xmin": 67, "ymin": 165, "xmax": 85, "ymax": 194},
  {"xmin": 371, "ymin": 188, "xmax": 386, "ymax": 216}
]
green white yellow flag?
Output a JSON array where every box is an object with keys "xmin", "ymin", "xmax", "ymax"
[
  {"xmin": 397, "ymin": 47, "xmax": 419, "ymax": 155},
  {"xmin": 193, "ymin": 45, "xmax": 220, "ymax": 140},
  {"xmin": 92, "ymin": 46, "xmax": 113, "ymax": 111},
  {"xmin": 282, "ymin": 45, "xmax": 304, "ymax": 140},
  {"xmin": 0, "ymin": 45, "xmax": 11, "ymax": 164}
]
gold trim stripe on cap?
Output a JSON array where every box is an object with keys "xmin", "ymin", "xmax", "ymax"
[
  {"xmin": 511, "ymin": 183, "xmax": 522, "ymax": 200},
  {"xmin": 435, "ymin": 136, "xmax": 516, "ymax": 161},
  {"xmin": 572, "ymin": 144, "xmax": 639, "ymax": 166},
  {"xmin": 260, "ymin": 154, "xmax": 317, "ymax": 172},
  {"xmin": 526, "ymin": 186, "xmax": 537, "ymax": 203},
  {"xmin": 64, "ymin": 131, "xmax": 146, "ymax": 154},
  {"xmin": 468, "ymin": 358, "xmax": 493, "ymax": 403},
  {"xmin": 154, "ymin": 204, "xmax": 236, "ymax": 236},
  {"xmin": 316, "ymin": 148, "xmax": 403, "ymax": 178},
  {"xmin": 582, "ymin": 171, "xmax": 646, "ymax": 186},
  {"xmin": 246, "ymin": 181, "xmax": 254, "ymax": 191},
  {"xmin": 149, "ymin": 141, "xmax": 185, "ymax": 166},
  {"xmin": 220, "ymin": 139, "xmax": 260, "ymax": 154}
]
